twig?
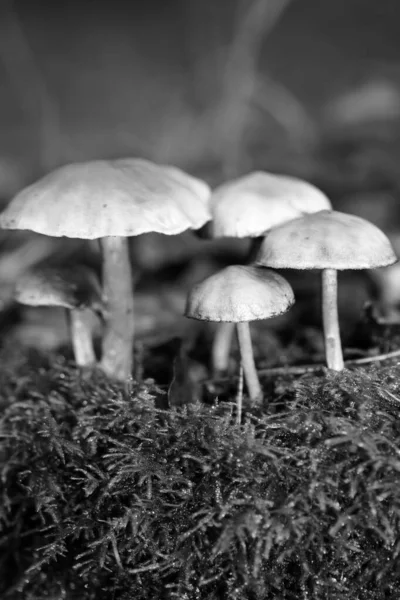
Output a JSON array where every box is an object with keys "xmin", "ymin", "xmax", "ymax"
[
  {"xmin": 345, "ymin": 348, "xmax": 400, "ymax": 366},
  {"xmin": 255, "ymin": 347, "xmax": 400, "ymax": 376},
  {"xmin": 207, "ymin": 348, "xmax": 400, "ymax": 386}
]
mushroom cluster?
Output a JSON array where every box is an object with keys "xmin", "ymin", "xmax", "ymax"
[
  {"xmin": 0, "ymin": 160, "xmax": 397, "ymax": 409},
  {"xmin": 184, "ymin": 172, "xmax": 397, "ymax": 405},
  {"xmin": 207, "ymin": 171, "xmax": 333, "ymax": 374},
  {"xmin": 0, "ymin": 158, "xmax": 211, "ymax": 380}
]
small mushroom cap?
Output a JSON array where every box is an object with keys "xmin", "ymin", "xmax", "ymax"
[
  {"xmin": 185, "ymin": 265, "xmax": 295, "ymax": 322},
  {"xmin": 255, "ymin": 210, "xmax": 397, "ymax": 270},
  {"xmin": 15, "ymin": 265, "xmax": 105, "ymax": 311},
  {"xmin": 210, "ymin": 171, "xmax": 332, "ymax": 238},
  {"xmin": 0, "ymin": 159, "xmax": 211, "ymax": 239}
]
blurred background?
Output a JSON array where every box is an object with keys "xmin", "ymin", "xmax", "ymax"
[
  {"xmin": 1, "ymin": 0, "xmax": 400, "ymax": 360},
  {"xmin": 0, "ymin": 0, "xmax": 400, "ymax": 187}
]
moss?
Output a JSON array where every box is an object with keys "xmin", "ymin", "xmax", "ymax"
[{"xmin": 1, "ymin": 345, "xmax": 400, "ymax": 599}]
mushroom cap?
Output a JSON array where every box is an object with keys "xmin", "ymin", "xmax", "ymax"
[
  {"xmin": 0, "ymin": 159, "xmax": 211, "ymax": 239},
  {"xmin": 255, "ymin": 210, "xmax": 397, "ymax": 270},
  {"xmin": 210, "ymin": 171, "xmax": 332, "ymax": 238},
  {"xmin": 185, "ymin": 265, "xmax": 295, "ymax": 322},
  {"xmin": 15, "ymin": 265, "xmax": 105, "ymax": 311}
]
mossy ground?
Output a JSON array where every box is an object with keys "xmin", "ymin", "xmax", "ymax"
[{"xmin": 1, "ymin": 314, "xmax": 400, "ymax": 600}]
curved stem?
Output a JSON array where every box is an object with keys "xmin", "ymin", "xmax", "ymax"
[
  {"xmin": 321, "ymin": 268, "xmax": 344, "ymax": 371},
  {"xmin": 68, "ymin": 308, "xmax": 96, "ymax": 367},
  {"xmin": 100, "ymin": 236, "xmax": 134, "ymax": 381},
  {"xmin": 236, "ymin": 321, "xmax": 262, "ymax": 403}
]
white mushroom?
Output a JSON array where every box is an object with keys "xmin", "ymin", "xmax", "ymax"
[
  {"xmin": 0, "ymin": 158, "xmax": 211, "ymax": 380},
  {"xmin": 255, "ymin": 210, "xmax": 397, "ymax": 370},
  {"xmin": 15, "ymin": 265, "xmax": 105, "ymax": 367},
  {"xmin": 185, "ymin": 265, "xmax": 295, "ymax": 409}
]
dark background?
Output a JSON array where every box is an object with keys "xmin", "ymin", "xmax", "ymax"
[{"xmin": 1, "ymin": 0, "xmax": 400, "ymax": 194}]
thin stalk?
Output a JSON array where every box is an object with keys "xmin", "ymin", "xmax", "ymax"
[
  {"xmin": 321, "ymin": 268, "xmax": 344, "ymax": 371},
  {"xmin": 100, "ymin": 236, "xmax": 134, "ymax": 381},
  {"xmin": 236, "ymin": 321, "xmax": 262, "ymax": 403},
  {"xmin": 236, "ymin": 361, "xmax": 244, "ymax": 424},
  {"xmin": 68, "ymin": 308, "xmax": 96, "ymax": 367}
]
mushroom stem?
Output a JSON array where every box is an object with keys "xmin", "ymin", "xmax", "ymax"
[
  {"xmin": 236, "ymin": 321, "xmax": 262, "ymax": 403},
  {"xmin": 100, "ymin": 236, "xmax": 135, "ymax": 380},
  {"xmin": 211, "ymin": 237, "xmax": 264, "ymax": 374},
  {"xmin": 321, "ymin": 268, "xmax": 344, "ymax": 371},
  {"xmin": 212, "ymin": 322, "xmax": 235, "ymax": 374},
  {"xmin": 68, "ymin": 308, "xmax": 97, "ymax": 367}
]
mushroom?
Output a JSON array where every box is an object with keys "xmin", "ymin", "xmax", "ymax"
[
  {"xmin": 368, "ymin": 260, "xmax": 400, "ymax": 321},
  {"xmin": 185, "ymin": 265, "xmax": 295, "ymax": 408},
  {"xmin": 14, "ymin": 265, "xmax": 105, "ymax": 366},
  {"xmin": 255, "ymin": 210, "xmax": 397, "ymax": 370},
  {"xmin": 0, "ymin": 158, "xmax": 211, "ymax": 380},
  {"xmin": 208, "ymin": 171, "xmax": 331, "ymax": 374},
  {"xmin": 211, "ymin": 171, "xmax": 332, "ymax": 238}
]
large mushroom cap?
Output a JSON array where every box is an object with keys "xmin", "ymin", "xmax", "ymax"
[
  {"xmin": 0, "ymin": 159, "xmax": 211, "ymax": 239},
  {"xmin": 255, "ymin": 210, "xmax": 397, "ymax": 270},
  {"xmin": 185, "ymin": 265, "xmax": 295, "ymax": 322},
  {"xmin": 211, "ymin": 171, "xmax": 332, "ymax": 238},
  {"xmin": 15, "ymin": 265, "xmax": 104, "ymax": 310}
]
